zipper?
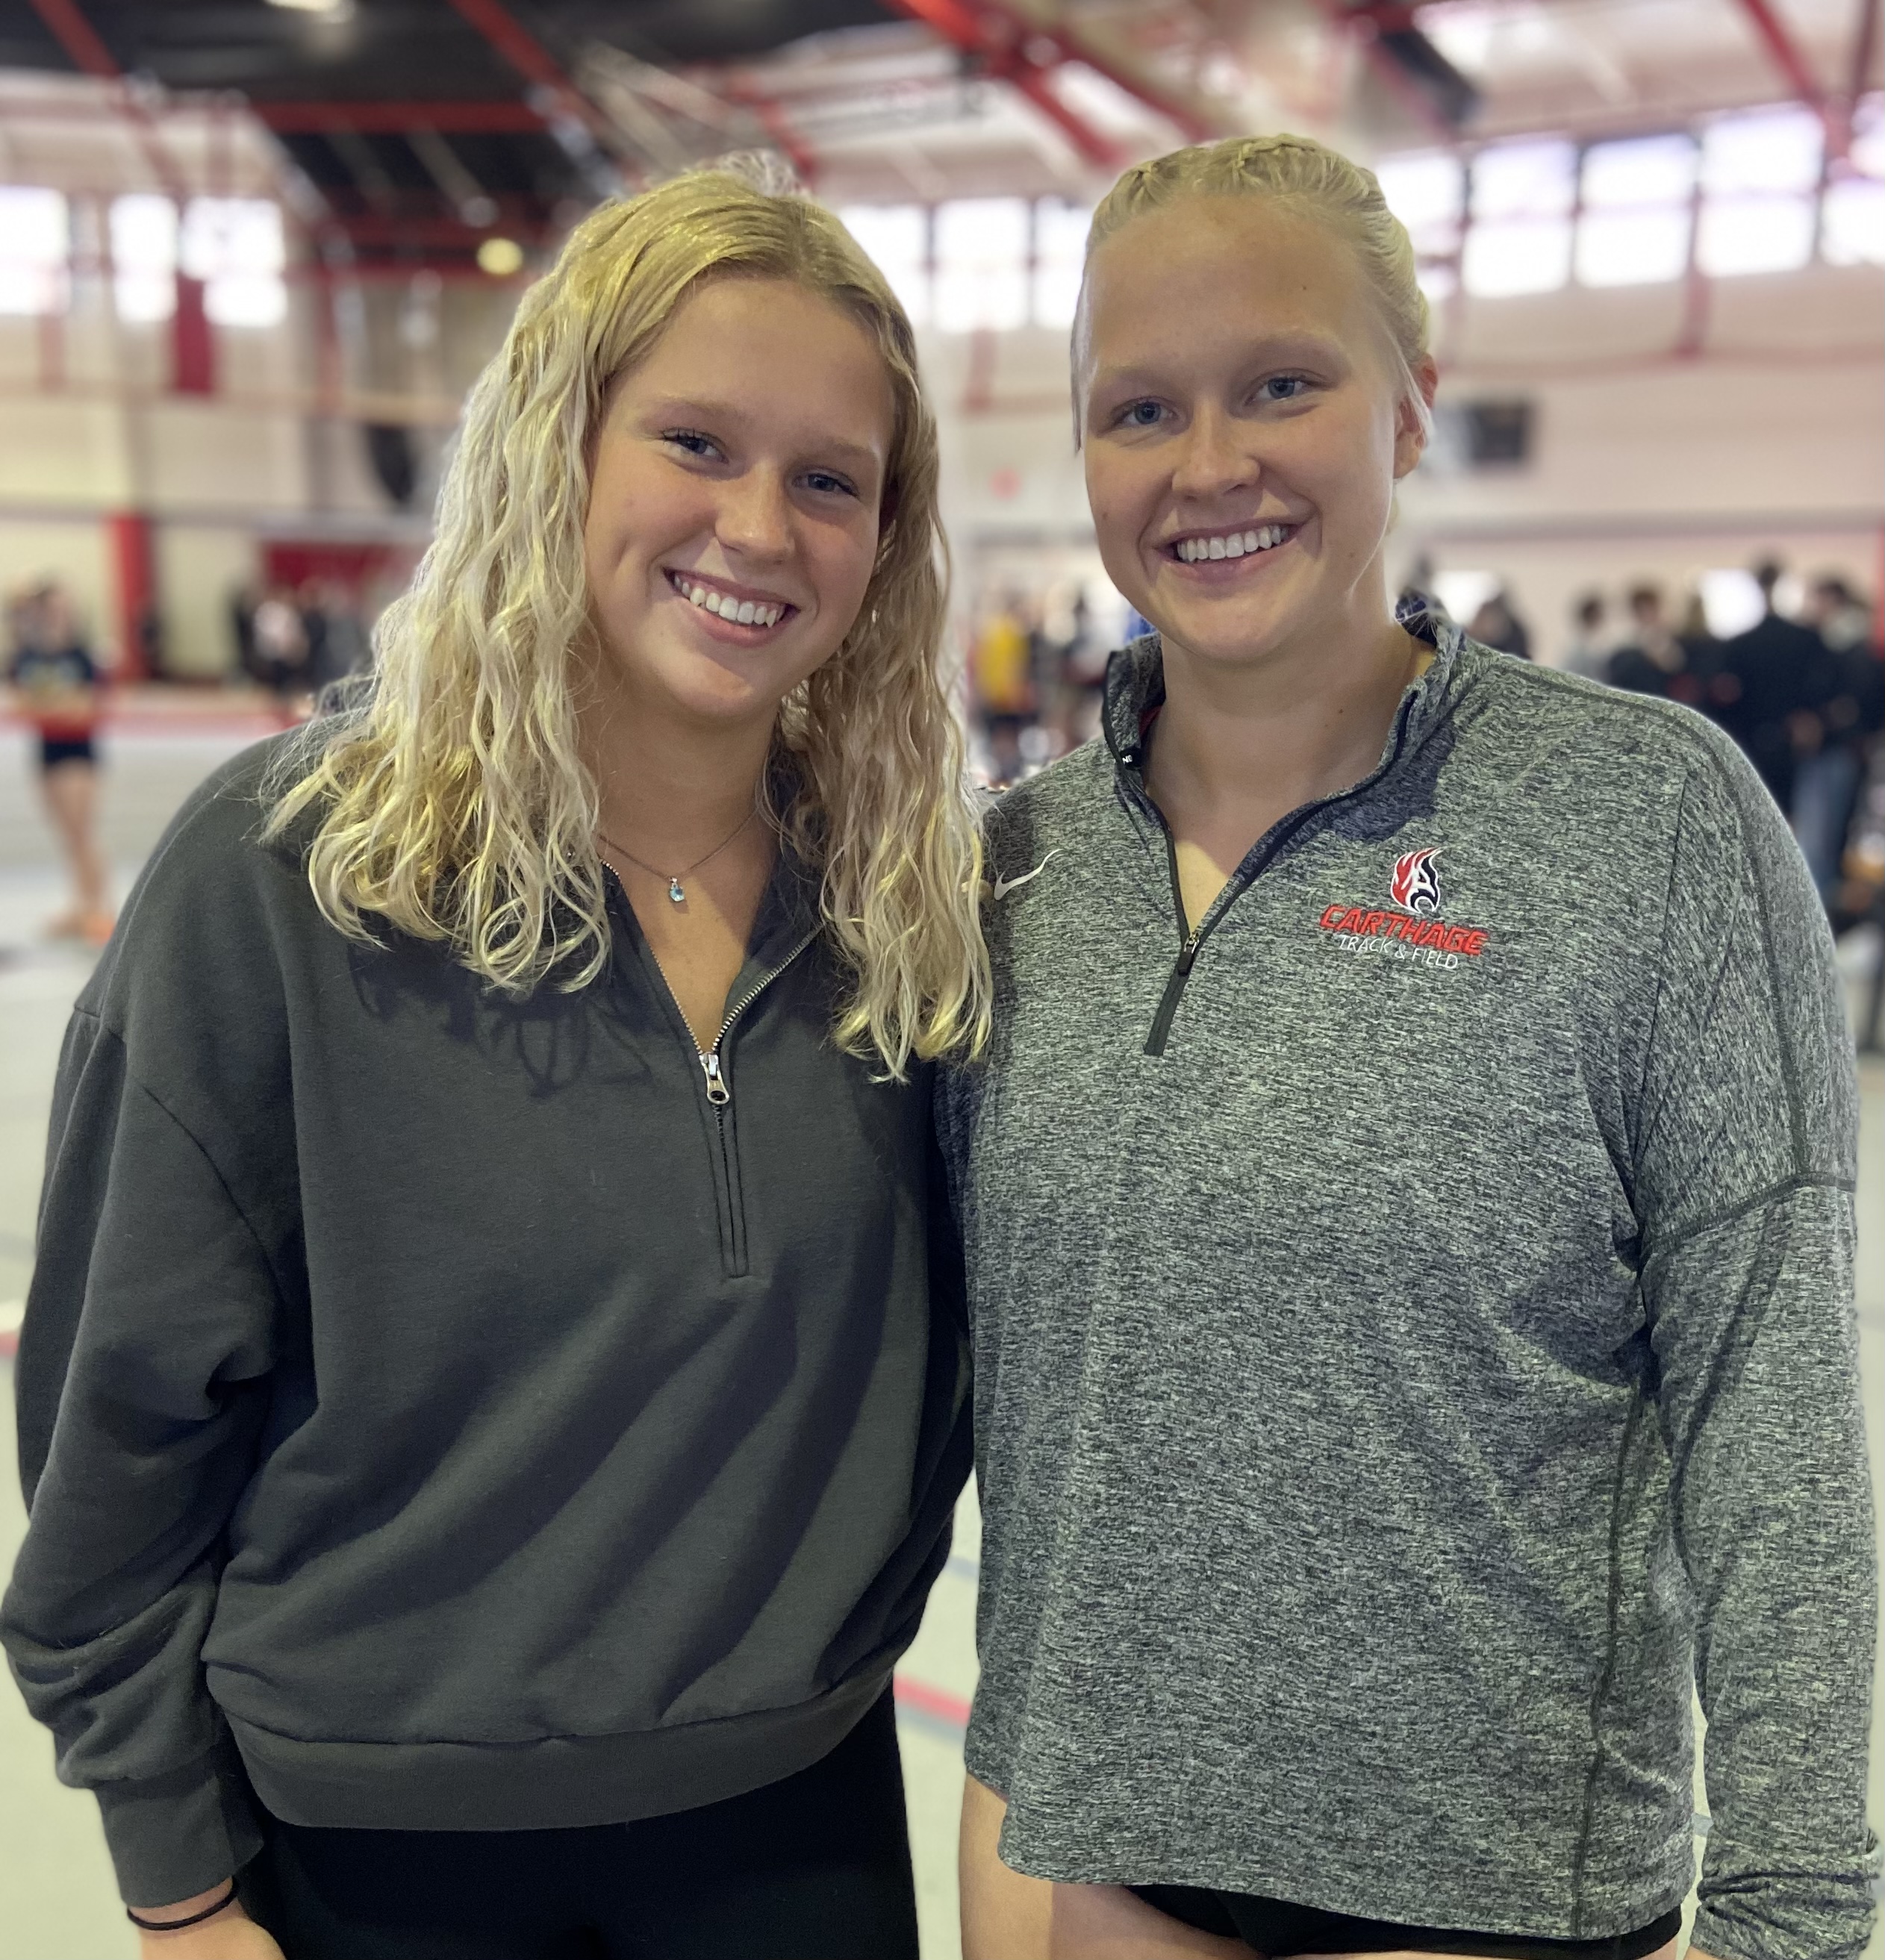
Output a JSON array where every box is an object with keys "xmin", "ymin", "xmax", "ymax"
[
  {"xmin": 695, "ymin": 927, "xmax": 819, "ymax": 1109},
  {"xmin": 1132, "ymin": 690, "xmax": 1420, "ymax": 1059},
  {"xmin": 692, "ymin": 927, "xmax": 819, "ymax": 1276}
]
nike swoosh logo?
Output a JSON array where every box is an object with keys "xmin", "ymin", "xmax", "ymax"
[{"xmin": 992, "ymin": 851, "xmax": 1060, "ymax": 901}]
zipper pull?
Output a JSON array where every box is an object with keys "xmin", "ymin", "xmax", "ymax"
[
  {"xmin": 1176, "ymin": 930, "xmax": 1200, "ymax": 973},
  {"xmin": 700, "ymin": 1050, "xmax": 730, "ymax": 1107}
]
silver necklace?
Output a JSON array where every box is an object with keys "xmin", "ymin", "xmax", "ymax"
[{"xmin": 596, "ymin": 807, "xmax": 756, "ymax": 906}]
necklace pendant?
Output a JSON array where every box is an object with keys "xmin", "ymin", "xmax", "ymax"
[{"xmin": 667, "ymin": 877, "xmax": 686, "ymax": 905}]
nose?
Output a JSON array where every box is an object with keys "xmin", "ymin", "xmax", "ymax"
[
  {"xmin": 717, "ymin": 466, "xmax": 794, "ymax": 562},
  {"xmin": 1169, "ymin": 405, "xmax": 1257, "ymax": 505}
]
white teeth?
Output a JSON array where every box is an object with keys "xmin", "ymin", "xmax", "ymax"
[
  {"xmin": 1176, "ymin": 525, "xmax": 1288, "ymax": 562},
  {"xmin": 674, "ymin": 573, "xmax": 785, "ymax": 627}
]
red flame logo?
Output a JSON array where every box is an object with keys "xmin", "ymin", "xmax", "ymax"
[{"xmin": 1391, "ymin": 848, "xmax": 1442, "ymax": 915}]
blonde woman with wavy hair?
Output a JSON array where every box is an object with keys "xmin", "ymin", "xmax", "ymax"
[
  {"xmin": 945, "ymin": 134, "xmax": 1872, "ymax": 1960},
  {"xmin": 4, "ymin": 163, "xmax": 987, "ymax": 1960}
]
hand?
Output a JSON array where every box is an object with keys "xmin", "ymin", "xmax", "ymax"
[{"xmin": 132, "ymin": 1886, "xmax": 284, "ymax": 1960}]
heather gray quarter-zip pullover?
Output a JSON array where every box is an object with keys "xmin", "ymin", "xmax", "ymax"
[{"xmin": 937, "ymin": 611, "xmax": 1878, "ymax": 1960}]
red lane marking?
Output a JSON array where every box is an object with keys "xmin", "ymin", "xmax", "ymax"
[{"xmin": 893, "ymin": 1675, "xmax": 970, "ymax": 1728}]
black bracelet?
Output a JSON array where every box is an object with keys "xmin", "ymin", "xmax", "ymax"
[{"xmin": 125, "ymin": 1878, "xmax": 239, "ymax": 1932}]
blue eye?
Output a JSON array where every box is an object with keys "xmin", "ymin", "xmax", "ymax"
[
  {"xmin": 1262, "ymin": 376, "xmax": 1309, "ymax": 401},
  {"xmin": 803, "ymin": 471, "xmax": 858, "ymax": 498},
  {"xmin": 664, "ymin": 429, "xmax": 718, "ymax": 458},
  {"xmin": 1118, "ymin": 400, "xmax": 1163, "ymax": 428}
]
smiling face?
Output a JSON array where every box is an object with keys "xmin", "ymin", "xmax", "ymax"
[
  {"xmin": 582, "ymin": 275, "xmax": 896, "ymax": 733},
  {"xmin": 1079, "ymin": 196, "xmax": 1433, "ymax": 678}
]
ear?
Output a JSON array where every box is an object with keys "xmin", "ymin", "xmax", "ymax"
[{"xmin": 1393, "ymin": 353, "xmax": 1440, "ymax": 481}]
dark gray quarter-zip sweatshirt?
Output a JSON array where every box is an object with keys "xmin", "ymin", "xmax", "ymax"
[
  {"xmin": 937, "ymin": 614, "xmax": 1878, "ymax": 1960},
  {"xmin": 3, "ymin": 738, "xmax": 970, "ymax": 1906}
]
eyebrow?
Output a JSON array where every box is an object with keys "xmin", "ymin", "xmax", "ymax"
[
  {"xmin": 637, "ymin": 394, "xmax": 886, "ymax": 473},
  {"xmin": 1088, "ymin": 331, "xmax": 1350, "ymax": 394}
]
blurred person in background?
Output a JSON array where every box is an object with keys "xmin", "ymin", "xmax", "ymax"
[
  {"xmin": 2, "ymin": 164, "xmax": 987, "ymax": 1960},
  {"xmin": 1560, "ymin": 589, "xmax": 1610, "ymax": 678},
  {"xmin": 972, "ymin": 590, "xmax": 1038, "ymax": 784},
  {"xmin": 1606, "ymin": 584, "xmax": 1701, "ymax": 707},
  {"xmin": 248, "ymin": 580, "xmax": 311, "ymax": 715},
  {"xmin": 1793, "ymin": 574, "xmax": 1885, "ymax": 905},
  {"xmin": 1466, "ymin": 582, "xmax": 1531, "ymax": 659},
  {"xmin": 308, "ymin": 578, "xmax": 373, "ymax": 690},
  {"xmin": 948, "ymin": 131, "xmax": 1873, "ymax": 1960},
  {"xmin": 6, "ymin": 578, "xmax": 112, "ymax": 945},
  {"xmin": 1720, "ymin": 557, "xmax": 1826, "ymax": 816},
  {"xmin": 1673, "ymin": 587, "xmax": 1733, "ymax": 722}
]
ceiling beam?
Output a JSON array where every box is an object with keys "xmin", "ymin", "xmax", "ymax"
[
  {"xmin": 437, "ymin": 0, "xmax": 620, "ymax": 167},
  {"xmin": 22, "ymin": 0, "xmax": 116, "ymax": 78},
  {"xmin": 993, "ymin": 1, "xmax": 1216, "ymax": 145},
  {"xmin": 22, "ymin": 0, "xmax": 190, "ymax": 198},
  {"xmin": 253, "ymin": 99, "xmax": 548, "ymax": 135},
  {"xmin": 1850, "ymin": 0, "xmax": 1882, "ymax": 108},
  {"xmin": 1729, "ymin": 0, "xmax": 1829, "ymax": 111},
  {"xmin": 1312, "ymin": 1, "xmax": 1461, "ymax": 146},
  {"xmin": 879, "ymin": 0, "xmax": 1127, "ymax": 168}
]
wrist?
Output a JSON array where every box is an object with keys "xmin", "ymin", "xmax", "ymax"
[{"xmin": 127, "ymin": 1879, "xmax": 240, "ymax": 1935}]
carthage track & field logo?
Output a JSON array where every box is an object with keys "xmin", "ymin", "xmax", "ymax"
[{"xmin": 1318, "ymin": 849, "xmax": 1491, "ymax": 970}]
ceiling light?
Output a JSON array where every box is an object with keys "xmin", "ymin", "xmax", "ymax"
[
  {"xmin": 267, "ymin": 0, "xmax": 355, "ymax": 16},
  {"xmin": 477, "ymin": 237, "xmax": 524, "ymax": 277}
]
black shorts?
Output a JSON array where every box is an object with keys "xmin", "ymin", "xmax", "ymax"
[
  {"xmin": 1131, "ymin": 1885, "xmax": 1681, "ymax": 1959},
  {"xmin": 238, "ymin": 1690, "xmax": 919, "ymax": 1960},
  {"xmin": 39, "ymin": 733, "xmax": 96, "ymax": 770}
]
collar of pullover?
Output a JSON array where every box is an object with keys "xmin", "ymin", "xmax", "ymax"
[{"xmin": 1100, "ymin": 597, "xmax": 1468, "ymax": 779}]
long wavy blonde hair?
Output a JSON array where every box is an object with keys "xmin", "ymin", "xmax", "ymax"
[{"xmin": 268, "ymin": 166, "xmax": 988, "ymax": 1075}]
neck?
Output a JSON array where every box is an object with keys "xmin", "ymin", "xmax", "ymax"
[
  {"xmin": 1145, "ymin": 578, "xmax": 1422, "ymax": 825},
  {"xmin": 585, "ymin": 684, "xmax": 774, "ymax": 863}
]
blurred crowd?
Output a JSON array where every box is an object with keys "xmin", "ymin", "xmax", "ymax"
[
  {"xmin": 1562, "ymin": 562, "xmax": 1884, "ymax": 928},
  {"xmin": 963, "ymin": 558, "xmax": 1885, "ymax": 950}
]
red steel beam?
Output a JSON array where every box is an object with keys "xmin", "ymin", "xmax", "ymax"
[
  {"xmin": 881, "ymin": 0, "xmax": 1127, "ymax": 166},
  {"xmin": 437, "ymin": 0, "xmax": 614, "ymax": 150},
  {"xmin": 22, "ymin": 0, "xmax": 116, "ymax": 78},
  {"xmin": 22, "ymin": 0, "xmax": 187, "ymax": 199},
  {"xmin": 1851, "ymin": 0, "xmax": 1882, "ymax": 104},
  {"xmin": 254, "ymin": 99, "xmax": 548, "ymax": 134},
  {"xmin": 1312, "ymin": 0, "xmax": 1457, "ymax": 146},
  {"xmin": 1730, "ymin": 0, "xmax": 1830, "ymax": 110}
]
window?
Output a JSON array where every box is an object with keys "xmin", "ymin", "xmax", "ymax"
[
  {"xmin": 0, "ymin": 187, "xmax": 69, "ymax": 316},
  {"xmin": 1696, "ymin": 194, "xmax": 1816, "ymax": 276},
  {"xmin": 1851, "ymin": 93, "xmax": 1885, "ymax": 180},
  {"xmin": 110, "ymin": 194, "xmax": 178, "ymax": 322},
  {"xmin": 1463, "ymin": 139, "xmax": 1574, "ymax": 295},
  {"xmin": 1696, "ymin": 106, "xmax": 1819, "ymax": 278},
  {"xmin": 1377, "ymin": 152, "xmax": 1465, "ymax": 255},
  {"xmin": 838, "ymin": 205, "xmax": 930, "ymax": 328},
  {"xmin": 1575, "ymin": 134, "xmax": 1695, "ymax": 287},
  {"xmin": 1471, "ymin": 137, "xmax": 1577, "ymax": 219},
  {"xmin": 934, "ymin": 198, "xmax": 1029, "ymax": 333},
  {"xmin": 1032, "ymin": 198, "xmax": 1088, "ymax": 331},
  {"xmin": 181, "ymin": 198, "xmax": 287, "ymax": 327},
  {"xmin": 1822, "ymin": 177, "xmax": 1885, "ymax": 265},
  {"xmin": 1701, "ymin": 104, "xmax": 1823, "ymax": 196}
]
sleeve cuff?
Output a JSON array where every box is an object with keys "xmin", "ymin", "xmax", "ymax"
[{"xmin": 93, "ymin": 1739, "xmax": 264, "ymax": 1910}]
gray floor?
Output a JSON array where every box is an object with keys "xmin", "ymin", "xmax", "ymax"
[{"xmin": 0, "ymin": 722, "xmax": 1878, "ymax": 1960}]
